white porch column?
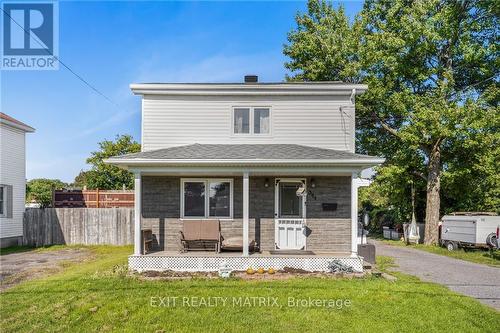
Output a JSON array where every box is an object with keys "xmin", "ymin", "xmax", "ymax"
[
  {"xmin": 351, "ymin": 171, "xmax": 359, "ymax": 256},
  {"xmin": 242, "ymin": 172, "xmax": 249, "ymax": 256},
  {"xmin": 134, "ymin": 172, "xmax": 142, "ymax": 256}
]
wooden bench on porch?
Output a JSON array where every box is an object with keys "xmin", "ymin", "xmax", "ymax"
[{"xmin": 179, "ymin": 220, "xmax": 222, "ymax": 253}]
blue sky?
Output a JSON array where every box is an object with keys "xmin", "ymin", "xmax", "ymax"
[{"xmin": 1, "ymin": 0, "xmax": 363, "ymax": 183}]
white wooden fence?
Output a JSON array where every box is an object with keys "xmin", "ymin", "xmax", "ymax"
[{"xmin": 23, "ymin": 208, "xmax": 134, "ymax": 247}]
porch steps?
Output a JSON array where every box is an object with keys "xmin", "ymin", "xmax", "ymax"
[{"xmin": 269, "ymin": 250, "xmax": 315, "ymax": 255}]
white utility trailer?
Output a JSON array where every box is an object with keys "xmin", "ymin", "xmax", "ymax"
[{"xmin": 440, "ymin": 214, "xmax": 499, "ymax": 251}]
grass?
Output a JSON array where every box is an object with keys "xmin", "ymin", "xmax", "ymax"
[
  {"xmin": 1, "ymin": 246, "xmax": 499, "ymax": 332},
  {"xmin": 0, "ymin": 246, "xmax": 34, "ymax": 255},
  {"xmin": 0, "ymin": 244, "xmax": 87, "ymax": 256},
  {"xmin": 375, "ymin": 237, "xmax": 500, "ymax": 267}
]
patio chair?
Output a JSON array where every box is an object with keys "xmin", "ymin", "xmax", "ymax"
[
  {"xmin": 142, "ymin": 229, "xmax": 153, "ymax": 254},
  {"xmin": 179, "ymin": 220, "xmax": 222, "ymax": 253}
]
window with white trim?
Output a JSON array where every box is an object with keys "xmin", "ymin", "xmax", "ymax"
[
  {"xmin": 0, "ymin": 186, "xmax": 5, "ymax": 217},
  {"xmin": 233, "ymin": 108, "xmax": 250, "ymax": 134},
  {"xmin": 254, "ymin": 108, "xmax": 270, "ymax": 134},
  {"xmin": 181, "ymin": 179, "xmax": 233, "ymax": 218},
  {"xmin": 232, "ymin": 107, "xmax": 270, "ymax": 135}
]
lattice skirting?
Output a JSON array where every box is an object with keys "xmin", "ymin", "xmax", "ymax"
[{"xmin": 129, "ymin": 255, "xmax": 363, "ymax": 273}]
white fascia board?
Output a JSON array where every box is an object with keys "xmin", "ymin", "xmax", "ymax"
[
  {"xmin": 0, "ymin": 119, "xmax": 35, "ymax": 133},
  {"xmin": 129, "ymin": 83, "xmax": 368, "ymax": 96}
]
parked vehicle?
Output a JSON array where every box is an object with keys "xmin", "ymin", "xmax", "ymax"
[{"xmin": 440, "ymin": 214, "xmax": 499, "ymax": 251}]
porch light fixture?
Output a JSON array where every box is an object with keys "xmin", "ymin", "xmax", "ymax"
[
  {"xmin": 310, "ymin": 178, "xmax": 316, "ymax": 188},
  {"xmin": 264, "ymin": 178, "xmax": 269, "ymax": 188}
]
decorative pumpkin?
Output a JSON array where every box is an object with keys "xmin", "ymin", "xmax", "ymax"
[
  {"xmin": 257, "ymin": 268, "xmax": 265, "ymax": 274},
  {"xmin": 246, "ymin": 268, "xmax": 255, "ymax": 275},
  {"xmin": 268, "ymin": 268, "xmax": 276, "ymax": 274}
]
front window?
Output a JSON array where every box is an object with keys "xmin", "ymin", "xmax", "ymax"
[
  {"xmin": 182, "ymin": 179, "xmax": 233, "ymax": 218},
  {"xmin": 209, "ymin": 181, "xmax": 230, "ymax": 217},
  {"xmin": 183, "ymin": 181, "xmax": 205, "ymax": 217},
  {"xmin": 232, "ymin": 107, "xmax": 271, "ymax": 135}
]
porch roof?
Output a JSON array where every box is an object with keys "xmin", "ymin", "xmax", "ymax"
[{"xmin": 105, "ymin": 144, "xmax": 384, "ymax": 169}]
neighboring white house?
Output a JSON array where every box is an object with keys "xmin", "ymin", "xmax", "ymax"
[
  {"xmin": 107, "ymin": 76, "xmax": 384, "ymax": 273},
  {"xmin": 0, "ymin": 113, "xmax": 35, "ymax": 248}
]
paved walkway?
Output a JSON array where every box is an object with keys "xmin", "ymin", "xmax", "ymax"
[{"xmin": 370, "ymin": 239, "xmax": 500, "ymax": 310}]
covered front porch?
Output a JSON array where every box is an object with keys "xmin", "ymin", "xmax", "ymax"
[
  {"xmin": 128, "ymin": 172, "xmax": 364, "ymax": 272},
  {"xmin": 105, "ymin": 144, "xmax": 384, "ymax": 273}
]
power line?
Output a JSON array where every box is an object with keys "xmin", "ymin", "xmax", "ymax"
[
  {"xmin": 1, "ymin": 7, "xmax": 119, "ymax": 108},
  {"xmin": 454, "ymin": 74, "xmax": 498, "ymax": 96}
]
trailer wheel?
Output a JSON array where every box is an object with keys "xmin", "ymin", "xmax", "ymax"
[
  {"xmin": 446, "ymin": 241, "xmax": 458, "ymax": 251},
  {"xmin": 486, "ymin": 233, "xmax": 498, "ymax": 249}
]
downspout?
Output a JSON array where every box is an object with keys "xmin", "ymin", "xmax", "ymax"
[{"xmin": 350, "ymin": 88, "xmax": 356, "ymax": 104}]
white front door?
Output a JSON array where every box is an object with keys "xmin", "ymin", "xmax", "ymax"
[{"xmin": 274, "ymin": 179, "xmax": 306, "ymax": 250}]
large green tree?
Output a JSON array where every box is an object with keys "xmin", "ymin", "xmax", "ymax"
[
  {"xmin": 284, "ymin": 0, "xmax": 499, "ymax": 244},
  {"xmin": 26, "ymin": 179, "xmax": 68, "ymax": 208},
  {"xmin": 72, "ymin": 170, "xmax": 89, "ymax": 189},
  {"xmin": 77, "ymin": 135, "xmax": 141, "ymax": 190}
]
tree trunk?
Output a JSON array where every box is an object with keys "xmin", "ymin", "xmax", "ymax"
[{"xmin": 424, "ymin": 144, "xmax": 441, "ymax": 245}]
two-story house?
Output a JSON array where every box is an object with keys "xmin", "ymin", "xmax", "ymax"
[{"xmin": 107, "ymin": 76, "xmax": 384, "ymax": 272}]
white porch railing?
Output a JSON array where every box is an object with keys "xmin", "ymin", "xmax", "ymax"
[
  {"xmin": 129, "ymin": 255, "xmax": 364, "ymax": 273},
  {"xmin": 274, "ymin": 218, "xmax": 306, "ymax": 250}
]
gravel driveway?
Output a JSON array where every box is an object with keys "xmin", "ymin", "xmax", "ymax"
[
  {"xmin": 370, "ymin": 239, "xmax": 500, "ymax": 310},
  {"xmin": 0, "ymin": 248, "xmax": 90, "ymax": 291}
]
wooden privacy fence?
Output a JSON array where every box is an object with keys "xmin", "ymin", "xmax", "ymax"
[
  {"xmin": 23, "ymin": 208, "xmax": 134, "ymax": 247},
  {"xmin": 53, "ymin": 189, "xmax": 134, "ymax": 208}
]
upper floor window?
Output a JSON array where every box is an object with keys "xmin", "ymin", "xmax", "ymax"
[
  {"xmin": 254, "ymin": 108, "xmax": 270, "ymax": 134},
  {"xmin": 232, "ymin": 107, "xmax": 270, "ymax": 135},
  {"xmin": 233, "ymin": 108, "xmax": 250, "ymax": 134}
]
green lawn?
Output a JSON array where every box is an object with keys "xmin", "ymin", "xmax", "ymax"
[
  {"xmin": 1, "ymin": 246, "xmax": 499, "ymax": 333},
  {"xmin": 0, "ymin": 244, "xmax": 90, "ymax": 256},
  {"xmin": 0, "ymin": 245, "xmax": 34, "ymax": 256},
  {"xmin": 376, "ymin": 237, "xmax": 500, "ymax": 267}
]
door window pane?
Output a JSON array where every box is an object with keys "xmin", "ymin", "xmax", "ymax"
[
  {"xmin": 209, "ymin": 181, "xmax": 230, "ymax": 217},
  {"xmin": 279, "ymin": 183, "xmax": 303, "ymax": 217},
  {"xmin": 254, "ymin": 108, "xmax": 270, "ymax": 134},
  {"xmin": 184, "ymin": 182, "xmax": 205, "ymax": 217},
  {"xmin": 234, "ymin": 108, "xmax": 250, "ymax": 134}
]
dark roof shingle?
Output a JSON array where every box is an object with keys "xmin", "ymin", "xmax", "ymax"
[{"xmin": 111, "ymin": 144, "xmax": 380, "ymax": 161}]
